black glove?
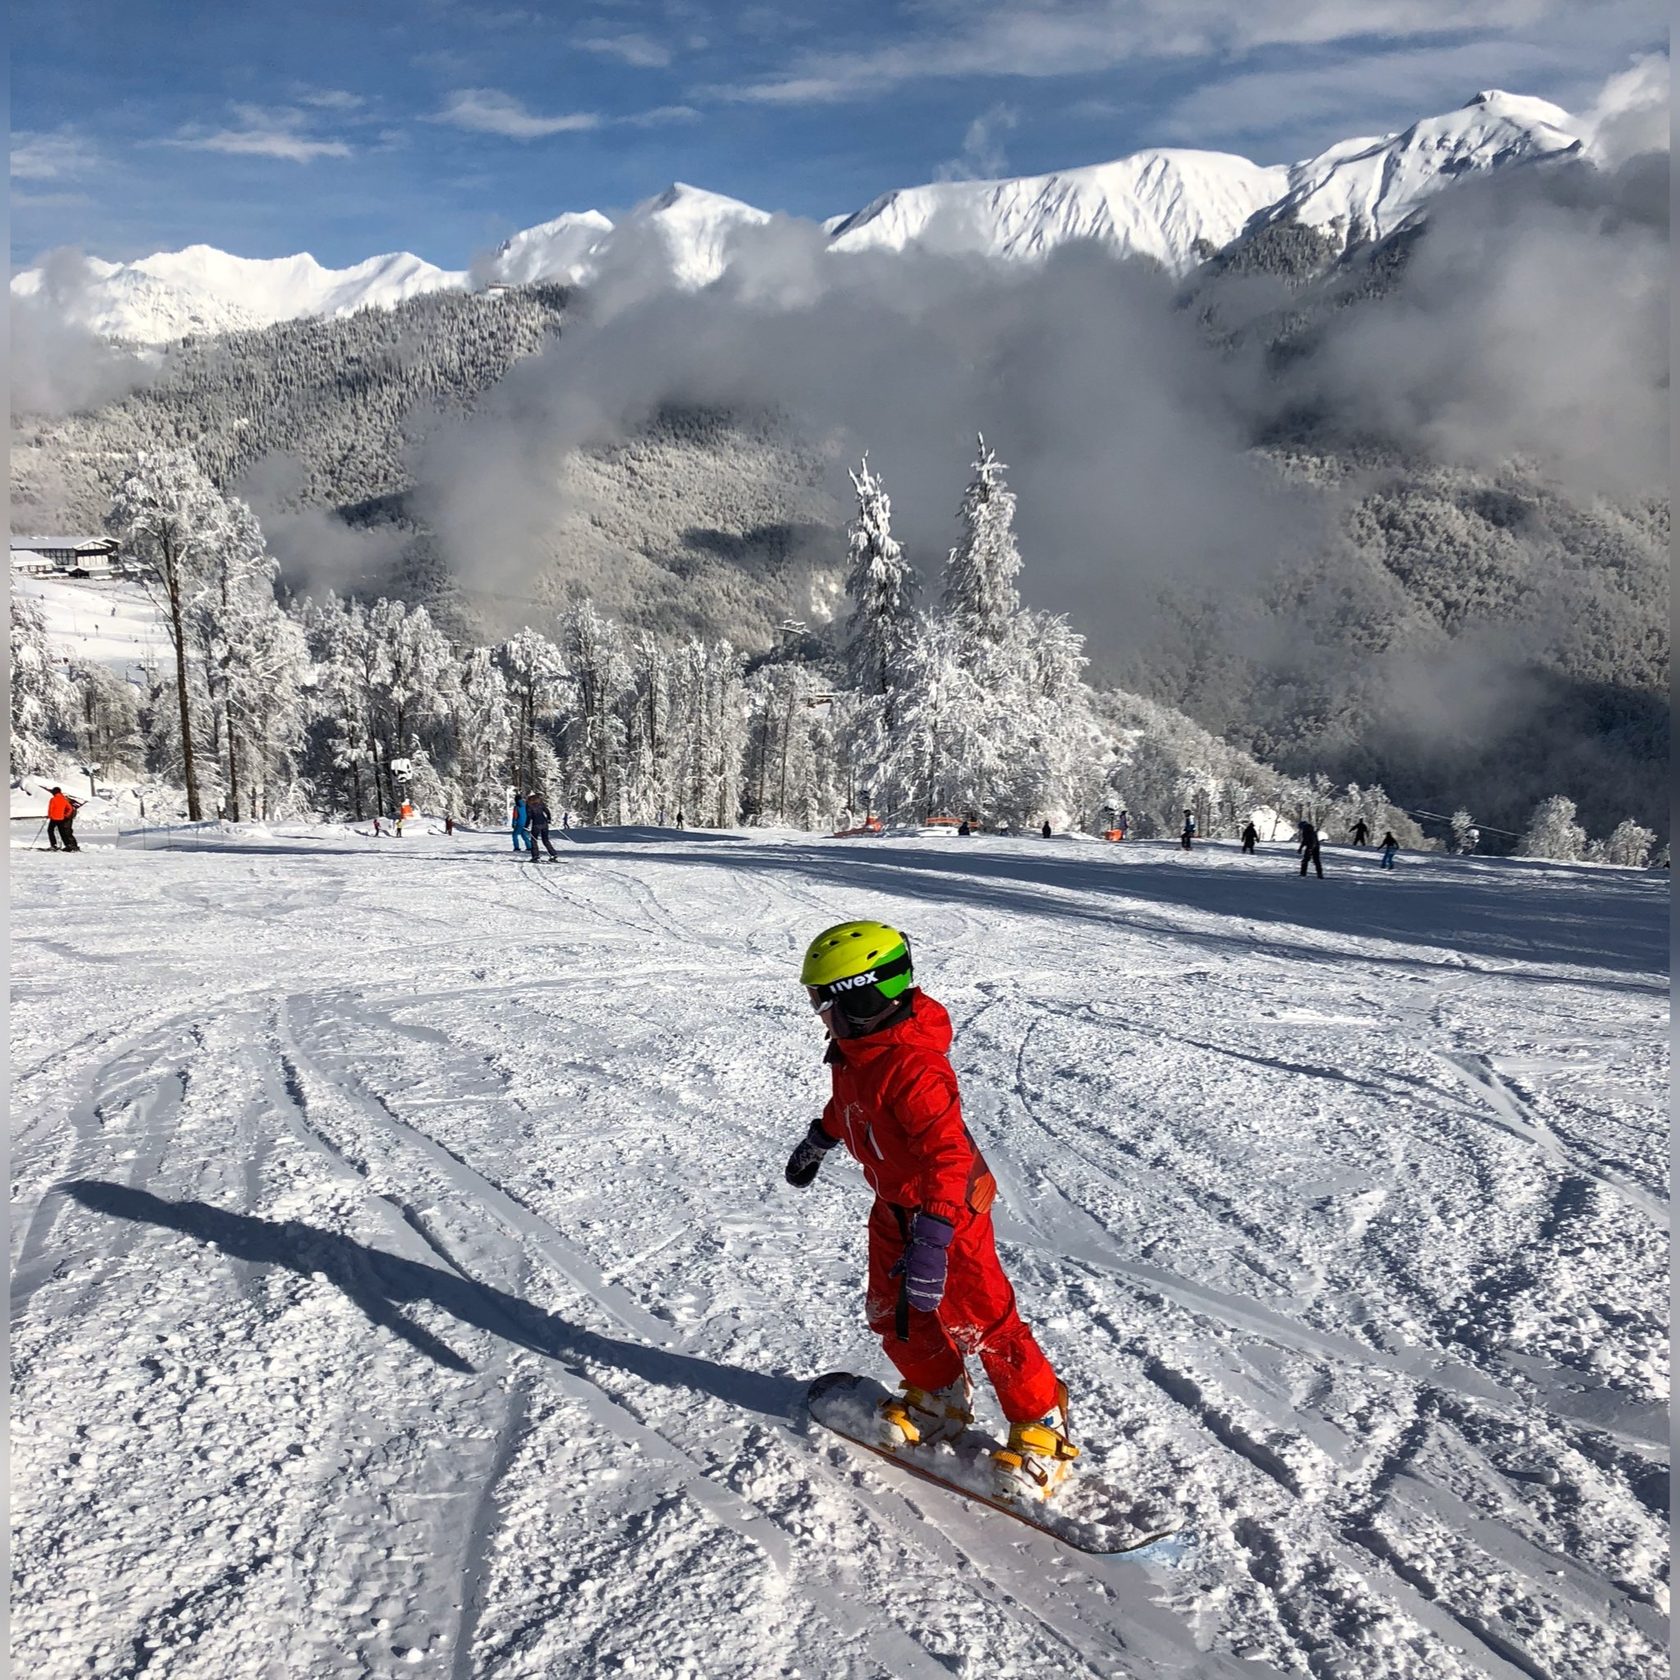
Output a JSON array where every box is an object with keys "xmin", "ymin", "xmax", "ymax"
[{"xmin": 785, "ymin": 1121, "xmax": 837, "ymax": 1188}]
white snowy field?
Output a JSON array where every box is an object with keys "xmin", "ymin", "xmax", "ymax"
[
  {"xmin": 9, "ymin": 828, "xmax": 1669, "ymax": 1680},
  {"xmin": 12, "ymin": 572, "xmax": 170, "ymax": 680}
]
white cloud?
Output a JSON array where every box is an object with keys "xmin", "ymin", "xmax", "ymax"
[
  {"xmin": 165, "ymin": 103, "xmax": 353, "ymax": 162},
  {"xmin": 577, "ymin": 32, "xmax": 673, "ymax": 69},
  {"xmin": 935, "ymin": 104, "xmax": 1019, "ymax": 181},
  {"xmin": 434, "ymin": 88, "xmax": 602, "ymax": 137},
  {"xmin": 712, "ymin": 0, "xmax": 1658, "ymax": 106},
  {"xmin": 296, "ymin": 89, "xmax": 367, "ymax": 112},
  {"xmin": 1573, "ymin": 52, "xmax": 1669, "ymax": 163},
  {"xmin": 11, "ymin": 129, "xmax": 100, "ymax": 181},
  {"xmin": 622, "ymin": 104, "xmax": 702, "ymax": 127},
  {"xmin": 1159, "ymin": 39, "xmax": 1568, "ymax": 146}
]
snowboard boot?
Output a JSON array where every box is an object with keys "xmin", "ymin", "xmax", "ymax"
[
  {"xmin": 877, "ymin": 1375, "xmax": 973, "ymax": 1451},
  {"xmin": 993, "ymin": 1382, "xmax": 1079, "ymax": 1501}
]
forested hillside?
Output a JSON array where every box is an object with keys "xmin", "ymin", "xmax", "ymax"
[
  {"xmin": 10, "ymin": 288, "xmax": 840, "ymax": 650},
  {"xmin": 10, "ymin": 148, "xmax": 1667, "ymax": 840}
]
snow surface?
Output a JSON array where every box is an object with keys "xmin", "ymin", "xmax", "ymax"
[
  {"xmin": 12, "ymin": 91, "xmax": 1590, "ymax": 343},
  {"xmin": 12, "ymin": 571, "xmax": 171, "ymax": 683},
  {"xmin": 9, "ymin": 829, "xmax": 1668, "ymax": 1678}
]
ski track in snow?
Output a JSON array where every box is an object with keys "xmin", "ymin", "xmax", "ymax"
[{"xmin": 8, "ymin": 829, "xmax": 1669, "ymax": 1679}]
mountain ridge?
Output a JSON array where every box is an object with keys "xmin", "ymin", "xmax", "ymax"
[{"xmin": 12, "ymin": 89, "xmax": 1588, "ymax": 345}]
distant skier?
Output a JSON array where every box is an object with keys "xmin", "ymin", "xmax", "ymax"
[
  {"xmin": 676, "ymin": 810, "xmax": 685, "ymax": 830},
  {"xmin": 46, "ymin": 787, "xmax": 81, "ymax": 852},
  {"xmin": 1180, "ymin": 809, "xmax": 1196, "ymax": 851},
  {"xmin": 786, "ymin": 922, "xmax": 1078, "ymax": 1501},
  {"xmin": 1041, "ymin": 820, "xmax": 1052, "ymax": 838},
  {"xmin": 1297, "ymin": 818, "xmax": 1324, "ymax": 879},
  {"xmin": 372, "ymin": 815, "xmax": 383, "ymax": 838},
  {"xmin": 1380, "ymin": 831, "xmax": 1399, "ymax": 870},
  {"xmin": 1240, "ymin": 821, "xmax": 1259, "ymax": 855},
  {"xmin": 1350, "ymin": 818, "xmax": 1371, "ymax": 848},
  {"xmin": 444, "ymin": 814, "xmax": 455, "ymax": 837},
  {"xmin": 526, "ymin": 793, "xmax": 560, "ymax": 862},
  {"xmin": 512, "ymin": 794, "xmax": 533, "ymax": 855},
  {"xmin": 957, "ymin": 819, "xmax": 972, "ymax": 836}
]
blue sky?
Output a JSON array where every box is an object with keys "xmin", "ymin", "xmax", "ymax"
[{"xmin": 10, "ymin": 0, "xmax": 1667, "ymax": 269}]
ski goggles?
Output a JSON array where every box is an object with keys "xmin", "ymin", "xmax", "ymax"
[{"xmin": 804, "ymin": 945, "xmax": 914, "ymax": 1011}]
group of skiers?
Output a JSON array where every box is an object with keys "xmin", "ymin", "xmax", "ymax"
[
  {"xmin": 511, "ymin": 792, "xmax": 562, "ymax": 861},
  {"xmin": 1187, "ymin": 809, "xmax": 1401, "ymax": 874}
]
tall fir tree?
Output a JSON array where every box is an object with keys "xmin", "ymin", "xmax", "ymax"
[
  {"xmin": 843, "ymin": 457, "xmax": 917, "ymax": 718},
  {"xmin": 942, "ymin": 435, "xmax": 1022, "ymax": 648}
]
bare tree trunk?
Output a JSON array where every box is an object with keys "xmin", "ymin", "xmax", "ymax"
[
  {"xmin": 226, "ymin": 720, "xmax": 240, "ymax": 822},
  {"xmin": 164, "ymin": 543, "xmax": 203, "ymax": 821}
]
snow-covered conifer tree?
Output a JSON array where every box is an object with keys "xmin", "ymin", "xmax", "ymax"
[
  {"xmin": 73, "ymin": 663, "xmax": 144, "ymax": 774},
  {"xmin": 844, "ymin": 458, "xmax": 917, "ymax": 718},
  {"xmin": 454, "ymin": 649, "xmax": 513, "ymax": 822},
  {"xmin": 496, "ymin": 629, "xmax": 568, "ymax": 796},
  {"xmin": 942, "ymin": 436, "xmax": 1022, "ymax": 648},
  {"xmin": 1520, "ymin": 795, "xmax": 1587, "ymax": 861},
  {"xmin": 9, "ymin": 596, "xmax": 74, "ymax": 775},
  {"xmin": 1450, "ymin": 809, "xmax": 1478, "ymax": 854}
]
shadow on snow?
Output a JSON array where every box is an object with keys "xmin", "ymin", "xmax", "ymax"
[{"xmin": 58, "ymin": 1179, "xmax": 806, "ymax": 1420}]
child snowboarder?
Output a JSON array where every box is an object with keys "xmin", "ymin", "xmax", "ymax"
[{"xmin": 785, "ymin": 921, "xmax": 1077, "ymax": 1501}]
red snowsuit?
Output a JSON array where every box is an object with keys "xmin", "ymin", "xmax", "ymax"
[{"xmin": 816, "ymin": 990, "xmax": 1059, "ymax": 1423}]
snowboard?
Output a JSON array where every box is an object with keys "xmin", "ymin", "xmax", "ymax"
[{"xmin": 807, "ymin": 1372, "xmax": 1186, "ymax": 1558}]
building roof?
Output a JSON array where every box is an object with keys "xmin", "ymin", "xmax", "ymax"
[{"xmin": 9, "ymin": 536, "xmax": 118, "ymax": 552}]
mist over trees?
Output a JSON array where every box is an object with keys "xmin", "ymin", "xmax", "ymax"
[{"xmin": 17, "ymin": 441, "xmax": 1659, "ymax": 874}]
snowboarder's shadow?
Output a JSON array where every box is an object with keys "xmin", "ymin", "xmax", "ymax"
[{"xmin": 60, "ymin": 1179, "xmax": 804, "ymax": 1420}]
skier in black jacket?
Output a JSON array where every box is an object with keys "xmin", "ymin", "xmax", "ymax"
[
  {"xmin": 1297, "ymin": 819, "xmax": 1324, "ymax": 879},
  {"xmin": 526, "ymin": 794, "xmax": 560, "ymax": 862},
  {"xmin": 1350, "ymin": 818, "xmax": 1371, "ymax": 847},
  {"xmin": 1240, "ymin": 821, "xmax": 1259, "ymax": 854}
]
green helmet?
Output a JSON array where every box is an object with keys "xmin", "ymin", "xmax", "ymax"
[{"xmin": 800, "ymin": 920, "xmax": 914, "ymax": 1021}]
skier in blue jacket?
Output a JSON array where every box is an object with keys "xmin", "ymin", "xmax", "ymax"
[{"xmin": 512, "ymin": 794, "xmax": 533, "ymax": 854}]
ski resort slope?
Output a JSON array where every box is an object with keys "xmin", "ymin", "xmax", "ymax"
[{"xmin": 9, "ymin": 830, "xmax": 1668, "ymax": 1680}]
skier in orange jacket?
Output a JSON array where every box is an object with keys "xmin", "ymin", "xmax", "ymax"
[
  {"xmin": 785, "ymin": 920, "xmax": 1078, "ymax": 1500},
  {"xmin": 46, "ymin": 788, "xmax": 81, "ymax": 852}
]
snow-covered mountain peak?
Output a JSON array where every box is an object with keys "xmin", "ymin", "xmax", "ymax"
[
  {"xmin": 616, "ymin": 182, "xmax": 772, "ymax": 285},
  {"xmin": 1464, "ymin": 88, "xmax": 1576, "ymax": 131},
  {"xmin": 1259, "ymin": 87, "xmax": 1583, "ymax": 249},
  {"xmin": 487, "ymin": 210, "xmax": 613, "ymax": 286},
  {"xmin": 829, "ymin": 147, "xmax": 1288, "ymax": 272},
  {"xmin": 11, "ymin": 242, "xmax": 469, "ymax": 342},
  {"xmin": 11, "ymin": 88, "xmax": 1604, "ymax": 342}
]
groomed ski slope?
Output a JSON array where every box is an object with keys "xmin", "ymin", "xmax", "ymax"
[{"xmin": 9, "ymin": 827, "xmax": 1668, "ymax": 1680}]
